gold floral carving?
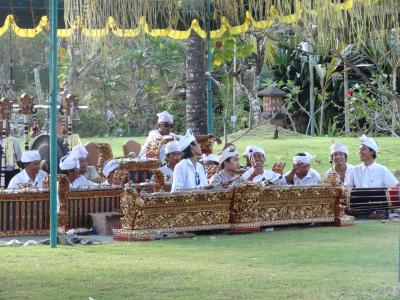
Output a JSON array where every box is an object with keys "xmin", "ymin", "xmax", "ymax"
[
  {"xmin": 120, "ymin": 188, "xmax": 145, "ymax": 229},
  {"xmin": 146, "ymin": 140, "xmax": 161, "ymax": 160},
  {"xmin": 152, "ymin": 169, "xmax": 165, "ymax": 192},
  {"xmin": 57, "ymin": 174, "xmax": 70, "ymax": 228},
  {"xmin": 96, "ymin": 143, "xmax": 113, "ymax": 179},
  {"xmin": 119, "ymin": 160, "xmax": 160, "ymax": 172},
  {"xmin": 231, "ymin": 184, "xmax": 263, "ymax": 223},
  {"xmin": 195, "ymin": 135, "xmax": 222, "ymax": 155},
  {"xmin": 19, "ymin": 93, "xmax": 34, "ymax": 115},
  {"xmin": 120, "ymin": 189, "xmax": 232, "ymax": 230},
  {"xmin": 323, "ymin": 172, "xmax": 341, "ymax": 186},
  {"xmin": 0, "ymin": 97, "xmax": 13, "ymax": 120},
  {"xmin": 206, "ymin": 164, "xmax": 220, "ymax": 180}
]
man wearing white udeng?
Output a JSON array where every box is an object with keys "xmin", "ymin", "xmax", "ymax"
[
  {"xmin": 324, "ymin": 142, "xmax": 353, "ymax": 183},
  {"xmin": 345, "ymin": 135, "xmax": 398, "ymax": 188}
]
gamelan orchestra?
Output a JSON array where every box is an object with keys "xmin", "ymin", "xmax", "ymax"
[{"xmin": 0, "ymin": 94, "xmax": 399, "ymax": 240}]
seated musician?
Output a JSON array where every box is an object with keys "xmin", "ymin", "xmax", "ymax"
[
  {"xmin": 209, "ymin": 145, "xmax": 244, "ymax": 188},
  {"xmin": 323, "ymin": 142, "xmax": 353, "ymax": 183},
  {"xmin": 202, "ymin": 153, "xmax": 220, "ymax": 167},
  {"xmin": 138, "ymin": 111, "xmax": 180, "ymax": 163},
  {"xmin": 242, "ymin": 146, "xmax": 286, "ymax": 184},
  {"xmin": 101, "ymin": 159, "xmax": 120, "ymax": 186},
  {"xmin": 242, "ymin": 145, "xmax": 257, "ymax": 168},
  {"xmin": 171, "ymin": 130, "xmax": 208, "ymax": 192},
  {"xmin": 345, "ymin": 135, "xmax": 398, "ymax": 188},
  {"xmin": 59, "ymin": 154, "xmax": 96, "ymax": 189},
  {"xmin": 70, "ymin": 145, "xmax": 101, "ymax": 183},
  {"xmin": 285, "ymin": 152, "xmax": 321, "ymax": 185},
  {"xmin": 7, "ymin": 150, "xmax": 47, "ymax": 189},
  {"xmin": 202, "ymin": 153, "xmax": 220, "ymax": 179},
  {"xmin": 157, "ymin": 140, "xmax": 182, "ymax": 183}
]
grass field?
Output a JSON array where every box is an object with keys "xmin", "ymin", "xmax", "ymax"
[
  {"xmin": 3, "ymin": 129, "xmax": 399, "ymax": 299},
  {"xmin": 0, "ymin": 222, "xmax": 399, "ymax": 299},
  {"xmin": 80, "ymin": 125, "xmax": 400, "ymax": 175}
]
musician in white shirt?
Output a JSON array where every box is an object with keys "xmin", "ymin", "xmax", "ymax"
[
  {"xmin": 323, "ymin": 142, "xmax": 353, "ymax": 183},
  {"xmin": 242, "ymin": 146, "xmax": 286, "ymax": 184},
  {"xmin": 7, "ymin": 150, "xmax": 47, "ymax": 189},
  {"xmin": 70, "ymin": 144, "xmax": 101, "ymax": 183},
  {"xmin": 138, "ymin": 111, "xmax": 180, "ymax": 163},
  {"xmin": 171, "ymin": 130, "xmax": 207, "ymax": 192},
  {"xmin": 59, "ymin": 154, "xmax": 95, "ymax": 189},
  {"xmin": 345, "ymin": 135, "xmax": 398, "ymax": 188},
  {"xmin": 101, "ymin": 159, "xmax": 120, "ymax": 186},
  {"xmin": 209, "ymin": 145, "xmax": 244, "ymax": 188},
  {"xmin": 285, "ymin": 152, "xmax": 321, "ymax": 185},
  {"xmin": 155, "ymin": 140, "xmax": 182, "ymax": 183}
]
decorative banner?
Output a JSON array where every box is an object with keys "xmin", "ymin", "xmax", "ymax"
[{"xmin": 0, "ymin": 0, "xmax": 356, "ymax": 39}]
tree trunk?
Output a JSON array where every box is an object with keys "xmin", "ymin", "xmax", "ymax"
[
  {"xmin": 391, "ymin": 64, "xmax": 399, "ymax": 135},
  {"xmin": 185, "ymin": 30, "xmax": 207, "ymax": 134}
]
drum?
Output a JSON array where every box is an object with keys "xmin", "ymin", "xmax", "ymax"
[{"xmin": 30, "ymin": 133, "xmax": 69, "ymax": 173}]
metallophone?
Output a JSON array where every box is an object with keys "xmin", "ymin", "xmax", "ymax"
[{"xmin": 113, "ymin": 182, "xmax": 354, "ymax": 241}]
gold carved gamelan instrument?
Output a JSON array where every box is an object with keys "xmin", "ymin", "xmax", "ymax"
[{"xmin": 19, "ymin": 93, "xmax": 35, "ymax": 150}]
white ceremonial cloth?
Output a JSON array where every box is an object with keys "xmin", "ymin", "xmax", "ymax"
[
  {"xmin": 291, "ymin": 168, "xmax": 321, "ymax": 185},
  {"xmin": 0, "ymin": 137, "xmax": 22, "ymax": 170},
  {"xmin": 242, "ymin": 168, "xmax": 286, "ymax": 184},
  {"xmin": 7, "ymin": 169, "xmax": 48, "ymax": 189},
  {"xmin": 171, "ymin": 158, "xmax": 208, "ymax": 192},
  {"xmin": 344, "ymin": 162, "xmax": 398, "ymax": 188},
  {"xmin": 71, "ymin": 175, "xmax": 95, "ymax": 189},
  {"xmin": 323, "ymin": 164, "xmax": 354, "ymax": 182}
]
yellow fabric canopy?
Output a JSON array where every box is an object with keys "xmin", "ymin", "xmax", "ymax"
[{"xmin": 0, "ymin": 0, "xmax": 354, "ymax": 39}]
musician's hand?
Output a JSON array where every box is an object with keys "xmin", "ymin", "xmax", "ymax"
[
  {"xmin": 262, "ymin": 179, "xmax": 272, "ymax": 186},
  {"xmin": 221, "ymin": 180, "xmax": 230, "ymax": 188},
  {"xmin": 272, "ymin": 162, "xmax": 286, "ymax": 174},
  {"xmin": 160, "ymin": 135, "xmax": 174, "ymax": 145},
  {"xmin": 249, "ymin": 166, "xmax": 263, "ymax": 182}
]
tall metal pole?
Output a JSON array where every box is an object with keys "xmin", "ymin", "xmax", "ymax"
[
  {"xmin": 205, "ymin": 0, "xmax": 213, "ymax": 135},
  {"xmin": 49, "ymin": 0, "xmax": 58, "ymax": 248},
  {"xmin": 344, "ymin": 62, "xmax": 350, "ymax": 135},
  {"xmin": 309, "ymin": 53, "xmax": 315, "ymax": 136}
]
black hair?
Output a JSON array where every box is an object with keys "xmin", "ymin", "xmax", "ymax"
[
  {"xmin": 296, "ymin": 153, "xmax": 306, "ymax": 156},
  {"xmin": 182, "ymin": 142, "xmax": 196, "ymax": 159},
  {"xmin": 221, "ymin": 158, "xmax": 230, "ymax": 169},
  {"xmin": 371, "ymin": 149, "xmax": 377, "ymax": 159}
]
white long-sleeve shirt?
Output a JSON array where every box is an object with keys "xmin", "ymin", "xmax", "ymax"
[
  {"xmin": 289, "ymin": 168, "xmax": 321, "ymax": 185},
  {"xmin": 171, "ymin": 158, "xmax": 208, "ymax": 192},
  {"xmin": 0, "ymin": 137, "xmax": 22, "ymax": 170},
  {"xmin": 7, "ymin": 169, "xmax": 47, "ymax": 189},
  {"xmin": 71, "ymin": 175, "xmax": 95, "ymax": 189},
  {"xmin": 344, "ymin": 162, "xmax": 398, "ymax": 188},
  {"xmin": 242, "ymin": 168, "xmax": 286, "ymax": 184}
]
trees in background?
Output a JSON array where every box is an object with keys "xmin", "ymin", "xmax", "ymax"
[{"xmin": 0, "ymin": 25, "xmax": 399, "ymax": 137}]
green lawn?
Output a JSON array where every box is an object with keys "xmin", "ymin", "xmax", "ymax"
[
  {"xmin": 80, "ymin": 127, "xmax": 400, "ymax": 175},
  {"xmin": 0, "ymin": 222, "xmax": 399, "ymax": 299}
]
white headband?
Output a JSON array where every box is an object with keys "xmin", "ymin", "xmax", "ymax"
[
  {"xmin": 59, "ymin": 154, "xmax": 80, "ymax": 170},
  {"xmin": 293, "ymin": 152, "xmax": 314, "ymax": 164},
  {"xmin": 360, "ymin": 134, "xmax": 378, "ymax": 153},
  {"xmin": 330, "ymin": 142, "xmax": 348, "ymax": 155}
]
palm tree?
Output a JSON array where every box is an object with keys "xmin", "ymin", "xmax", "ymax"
[{"xmin": 185, "ymin": 30, "xmax": 207, "ymax": 134}]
